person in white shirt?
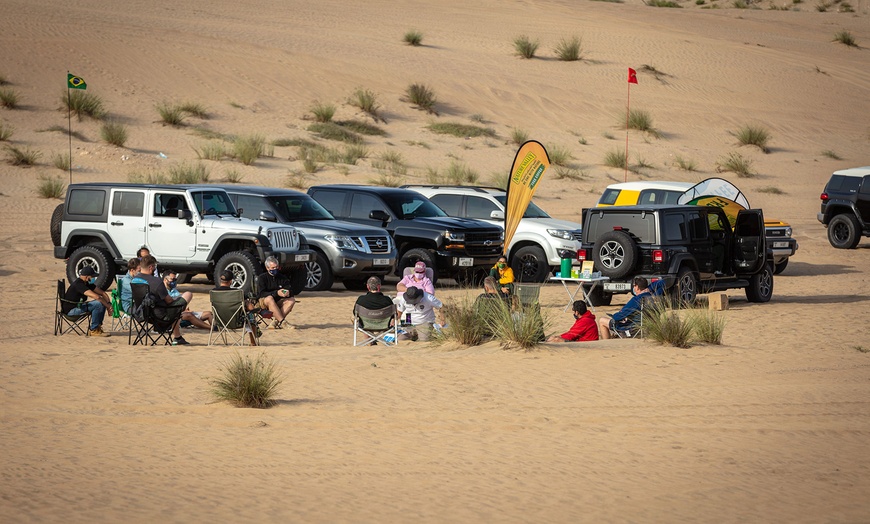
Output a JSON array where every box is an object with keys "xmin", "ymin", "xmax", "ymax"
[{"xmin": 393, "ymin": 286, "xmax": 443, "ymax": 342}]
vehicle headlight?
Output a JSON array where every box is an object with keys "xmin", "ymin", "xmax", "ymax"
[
  {"xmin": 785, "ymin": 227, "xmax": 792, "ymax": 237},
  {"xmin": 325, "ymin": 235, "xmax": 363, "ymax": 251},
  {"xmin": 445, "ymin": 231, "xmax": 465, "ymax": 242},
  {"xmin": 547, "ymin": 229, "xmax": 575, "ymax": 240}
]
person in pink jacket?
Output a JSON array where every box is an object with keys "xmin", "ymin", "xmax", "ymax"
[{"xmin": 396, "ymin": 261, "xmax": 435, "ymax": 295}]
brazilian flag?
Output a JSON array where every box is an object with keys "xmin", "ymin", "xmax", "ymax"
[{"xmin": 67, "ymin": 74, "xmax": 87, "ymax": 90}]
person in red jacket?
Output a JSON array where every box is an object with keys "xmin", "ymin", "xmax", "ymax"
[{"xmin": 547, "ymin": 300, "xmax": 599, "ymax": 342}]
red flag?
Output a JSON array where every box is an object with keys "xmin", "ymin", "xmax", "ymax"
[{"xmin": 628, "ymin": 67, "xmax": 638, "ymax": 84}]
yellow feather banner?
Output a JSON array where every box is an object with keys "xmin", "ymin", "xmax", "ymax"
[{"xmin": 504, "ymin": 140, "xmax": 550, "ymax": 252}]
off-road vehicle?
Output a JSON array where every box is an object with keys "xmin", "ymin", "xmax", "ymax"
[
  {"xmin": 403, "ymin": 185, "xmax": 582, "ymax": 282},
  {"xmin": 818, "ymin": 166, "xmax": 870, "ymax": 249},
  {"xmin": 215, "ymin": 185, "xmax": 397, "ymax": 291},
  {"xmin": 307, "ymin": 185, "xmax": 504, "ymax": 283},
  {"xmin": 597, "ymin": 181, "xmax": 798, "ymax": 274},
  {"xmin": 577, "ymin": 205, "xmax": 774, "ymax": 306},
  {"xmin": 51, "ymin": 183, "xmax": 314, "ymax": 294}
]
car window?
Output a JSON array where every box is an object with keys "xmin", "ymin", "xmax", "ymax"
[
  {"xmin": 598, "ymin": 188, "xmax": 620, "ymax": 205},
  {"xmin": 189, "ymin": 191, "xmax": 234, "ymax": 216},
  {"xmin": 111, "ymin": 191, "xmax": 144, "ymax": 217},
  {"xmin": 663, "ymin": 213, "xmax": 686, "ymax": 241},
  {"xmin": 467, "ymin": 196, "xmax": 500, "ymax": 219},
  {"xmin": 827, "ymin": 175, "xmax": 861, "ymax": 193},
  {"xmin": 430, "ymin": 194, "xmax": 463, "ymax": 216},
  {"xmin": 639, "ymin": 189, "xmax": 683, "ymax": 205},
  {"xmin": 350, "ymin": 193, "xmax": 388, "ymax": 220},
  {"xmin": 381, "ymin": 193, "xmax": 446, "ymax": 219},
  {"xmin": 235, "ymin": 195, "xmax": 269, "ymax": 220},
  {"xmin": 310, "ymin": 190, "xmax": 345, "ymax": 218},
  {"xmin": 688, "ymin": 211, "xmax": 708, "ymax": 240},
  {"xmin": 68, "ymin": 189, "xmax": 106, "ymax": 215},
  {"xmin": 493, "ymin": 195, "xmax": 549, "ymax": 218},
  {"xmin": 154, "ymin": 193, "xmax": 189, "ymax": 217},
  {"xmin": 270, "ymin": 195, "xmax": 333, "ymax": 222},
  {"xmin": 586, "ymin": 211, "xmax": 657, "ymax": 243}
]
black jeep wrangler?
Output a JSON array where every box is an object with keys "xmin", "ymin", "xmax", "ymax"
[
  {"xmin": 307, "ymin": 184, "xmax": 504, "ymax": 284},
  {"xmin": 818, "ymin": 166, "xmax": 870, "ymax": 249},
  {"xmin": 577, "ymin": 205, "xmax": 774, "ymax": 306}
]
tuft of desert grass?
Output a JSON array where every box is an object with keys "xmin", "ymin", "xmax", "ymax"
[
  {"xmin": 336, "ymin": 119, "xmax": 385, "ymax": 136},
  {"xmin": 347, "ymin": 88, "xmax": 383, "ymax": 122},
  {"xmin": 308, "ymin": 122, "xmax": 363, "ymax": 144},
  {"xmin": 369, "ymin": 172, "xmax": 405, "ymax": 187},
  {"xmin": 194, "ymin": 141, "xmax": 226, "ymax": 161},
  {"xmin": 510, "ymin": 128, "xmax": 529, "ymax": 146},
  {"xmin": 0, "ymin": 121, "xmax": 12, "ymax": 141},
  {"xmin": 716, "ymin": 152, "xmax": 755, "ymax": 177},
  {"xmin": 285, "ymin": 170, "xmax": 309, "ymax": 190},
  {"xmin": 405, "ymin": 83, "xmax": 438, "ymax": 114},
  {"xmin": 156, "ymin": 102, "xmax": 185, "ymax": 126},
  {"xmin": 0, "ymin": 87, "xmax": 20, "ymax": 109},
  {"xmin": 37, "ymin": 175, "xmax": 65, "ymax": 199},
  {"xmin": 427, "ymin": 122, "xmax": 496, "ymax": 138},
  {"xmin": 0, "ymin": 74, "xmax": 8, "ymax": 85},
  {"xmin": 444, "ymin": 160, "xmax": 479, "ymax": 185},
  {"xmin": 603, "ymin": 149, "xmax": 627, "ymax": 169},
  {"xmin": 487, "ymin": 301, "xmax": 548, "ymax": 350},
  {"xmin": 128, "ymin": 169, "xmax": 167, "ymax": 184},
  {"xmin": 191, "ymin": 127, "xmax": 226, "ymax": 141},
  {"xmin": 178, "ymin": 101, "xmax": 208, "ymax": 119},
  {"xmin": 624, "ymin": 109, "xmax": 661, "ymax": 137},
  {"xmin": 554, "ymin": 36, "xmax": 584, "ymax": 61},
  {"xmin": 674, "ymin": 155, "xmax": 697, "ymax": 171},
  {"xmin": 646, "ymin": 0, "xmax": 683, "ymax": 6},
  {"xmin": 4, "ymin": 145, "xmax": 41, "ymax": 166},
  {"xmin": 643, "ymin": 299, "xmax": 693, "ymax": 348},
  {"xmin": 275, "ymin": 137, "xmax": 315, "ymax": 148},
  {"xmin": 735, "ymin": 124, "xmax": 771, "ymax": 153},
  {"xmin": 64, "ymin": 90, "xmax": 106, "ymax": 120},
  {"xmin": 168, "ymin": 161, "xmax": 209, "ymax": 184},
  {"xmin": 372, "ymin": 151, "xmax": 408, "ymax": 180},
  {"xmin": 435, "ymin": 293, "xmax": 490, "ymax": 346},
  {"xmin": 639, "ymin": 64, "xmax": 670, "ymax": 81},
  {"xmin": 52, "ymin": 152, "xmax": 70, "ymax": 171},
  {"xmin": 209, "ymin": 351, "xmax": 283, "ymax": 409},
  {"xmin": 513, "ymin": 35, "xmax": 539, "ymax": 59},
  {"xmin": 100, "ymin": 120, "xmax": 128, "ymax": 147},
  {"xmin": 688, "ymin": 308, "xmax": 726, "ymax": 345},
  {"xmin": 403, "ymin": 29, "xmax": 423, "ymax": 46},
  {"xmin": 309, "ymin": 101, "xmax": 335, "ymax": 123},
  {"xmin": 222, "ymin": 167, "xmax": 243, "ymax": 183},
  {"xmin": 547, "ymin": 144, "xmax": 573, "ymax": 167},
  {"xmin": 758, "ymin": 186, "xmax": 785, "ymax": 195},
  {"xmin": 838, "ymin": 1, "xmax": 854, "ymax": 11},
  {"xmin": 232, "ymin": 134, "xmax": 266, "ymax": 165},
  {"xmin": 821, "ymin": 149, "xmax": 842, "ymax": 160},
  {"xmin": 553, "ymin": 167, "xmax": 586, "ymax": 180},
  {"xmin": 833, "ymin": 30, "xmax": 857, "ymax": 47}
]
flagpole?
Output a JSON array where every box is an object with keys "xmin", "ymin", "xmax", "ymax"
[
  {"xmin": 624, "ymin": 78, "xmax": 631, "ymax": 183},
  {"xmin": 67, "ymin": 71, "xmax": 73, "ymax": 185}
]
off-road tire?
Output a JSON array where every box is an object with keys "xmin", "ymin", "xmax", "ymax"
[
  {"xmin": 746, "ymin": 262, "xmax": 774, "ymax": 303},
  {"xmin": 288, "ymin": 268, "xmax": 306, "ymax": 297},
  {"xmin": 215, "ymin": 251, "xmax": 260, "ymax": 295},
  {"xmin": 511, "ymin": 245, "xmax": 550, "ymax": 283},
  {"xmin": 672, "ymin": 266, "xmax": 698, "ymax": 306},
  {"xmin": 774, "ymin": 258, "xmax": 789, "ymax": 275},
  {"xmin": 593, "ymin": 230, "xmax": 639, "ymax": 280},
  {"xmin": 585, "ymin": 285, "xmax": 613, "ymax": 307},
  {"xmin": 827, "ymin": 214, "xmax": 860, "ymax": 249},
  {"xmin": 50, "ymin": 204, "xmax": 64, "ymax": 247},
  {"xmin": 398, "ymin": 248, "xmax": 437, "ymax": 285},
  {"xmin": 67, "ymin": 245, "xmax": 114, "ymax": 291},
  {"xmin": 303, "ymin": 251, "xmax": 333, "ymax": 292}
]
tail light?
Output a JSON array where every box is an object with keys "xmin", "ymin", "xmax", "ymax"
[
  {"xmin": 577, "ymin": 249, "xmax": 587, "ymax": 261},
  {"xmin": 820, "ymin": 192, "xmax": 829, "ymax": 201},
  {"xmin": 653, "ymin": 249, "xmax": 664, "ymax": 263}
]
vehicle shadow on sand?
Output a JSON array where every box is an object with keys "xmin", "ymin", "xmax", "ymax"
[
  {"xmin": 775, "ymin": 294, "xmax": 870, "ymax": 305},
  {"xmin": 781, "ymin": 261, "xmax": 863, "ymax": 277}
]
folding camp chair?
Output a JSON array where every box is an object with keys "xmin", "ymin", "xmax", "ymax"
[
  {"xmin": 353, "ymin": 303, "xmax": 399, "ymax": 346},
  {"xmin": 129, "ymin": 283, "xmax": 183, "ymax": 346},
  {"xmin": 54, "ymin": 279, "xmax": 92, "ymax": 336},
  {"xmin": 513, "ymin": 282, "xmax": 543, "ymax": 308},
  {"xmin": 208, "ymin": 289, "xmax": 258, "ymax": 346},
  {"xmin": 402, "ymin": 266, "xmax": 435, "ymax": 282},
  {"xmin": 612, "ymin": 298, "xmax": 648, "ymax": 339},
  {"xmin": 110, "ymin": 276, "xmax": 131, "ymax": 332}
]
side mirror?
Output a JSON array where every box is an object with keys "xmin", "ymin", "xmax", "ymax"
[
  {"xmin": 259, "ymin": 210, "xmax": 278, "ymax": 222},
  {"xmin": 370, "ymin": 210, "xmax": 390, "ymax": 224},
  {"xmin": 490, "ymin": 210, "xmax": 505, "ymax": 220},
  {"xmin": 237, "ymin": 207, "xmax": 244, "ymax": 215},
  {"xmin": 179, "ymin": 209, "xmax": 193, "ymax": 227}
]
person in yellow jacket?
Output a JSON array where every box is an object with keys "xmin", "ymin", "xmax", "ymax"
[{"xmin": 489, "ymin": 256, "xmax": 514, "ymax": 297}]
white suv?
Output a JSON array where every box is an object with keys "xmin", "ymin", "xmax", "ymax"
[{"xmin": 405, "ymin": 185, "xmax": 582, "ymax": 282}]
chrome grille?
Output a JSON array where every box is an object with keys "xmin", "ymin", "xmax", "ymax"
[
  {"xmin": 269, "ymin": 228, "xmax": 299, "ymax": 250},
  {"xmin": 765, "ymin": 228, "xmax": 786, "ymax": 237},
  {"xmin": 363, "ymin": 236, "xmax": 391, "ymax": 254},
  {"xmin": 465, "ymin": 231, "xmax": 503, "ymax": 256},
  {"xmin": 571, "ymin": 230, "xmax": 583, "ymax": 242}
]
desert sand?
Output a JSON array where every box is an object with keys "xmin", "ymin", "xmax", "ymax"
[{"xmin": 1, "ymin": 0, "xmax": 869, "ymax": 522}]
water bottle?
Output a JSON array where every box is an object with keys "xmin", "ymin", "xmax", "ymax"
[{"xmin": 405, "ymin": 312, "xmax": 411, "ymax": 325}]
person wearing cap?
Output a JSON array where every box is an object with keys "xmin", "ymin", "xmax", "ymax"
[
  {"xmin": 355, "ymin": 276, "xmax": 396, "ymax": 311},
  {"xmin": 547, "ymin": 300, "xmax": 599, "ymax": 343},
  {"xmin": 255, "ymin": 256, "xmax": 296, "ymax": 330},
  {"xmin": 396, "ymin": 261, "xmax": 435, "ymax": 295},
  {"xmin": 137, "ymin": 254, "xmax": 189, "ymax": 344},
  {"xmin": 62, "ymin": 266, "xmax": 112, "ymax": 337},
  {"xmin": 489, "ymin": 256, "xmax": 514, "ymax": 297},
  {"xmin": 213, "ymin": 270, "xmax": 235, "ymax": 291},
  {"xmin": 393, "ymin": 286, "xmax": 443, "ymax": 342}
]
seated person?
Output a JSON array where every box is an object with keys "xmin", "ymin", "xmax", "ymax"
[
  {"xmin": 397, "ymin": 261, "xmax": 435, "ymax": 295},
  {"xmin": 474, "ymin": 276, "xmax": 510, "ymax": 337},
  {"xmin": 394, "ymin": 286, "xmax": 443, "ymax": 342},
  {"xmin": 119, "ymin": 258, "xmax": 140, "ymax": 313},
  {"xmin": 256, "ymin": 256, "xmax": 296, "ymax": 330},
  {"xmin": 547, "ymin": 300, "xmax": 599, "ymax": 343},
  {"xmin": 137, "ymin": 246, "xmax": 160, "ymax": 278},
  {"xmin": 355, "ymin": 276, "xmax": 396, "ymax": 311},
  {"xmin": 489, "ymin": 256, "xmax": 514, "ymax": 296},
  {"xmin": 137, "ymin": 255, "xmax": 189, "ymax": 345},
  {"xmin": 598, "ymin": 277, "xmax": 665, "ymax": 339},
  {"xmin": 162, "ymin": 270, "xmax": 210, "ymax": 329},
  {"xmin": 63, "ymin": 266, "xmax": 112, "ymax": 337},
  {"xmin": 475, "ymin": 276, "xmax": 503, "ymax": 305}
]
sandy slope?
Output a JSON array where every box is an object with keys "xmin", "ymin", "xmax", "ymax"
[{"xmin": 1, "ymin": 0, "xmax": 869, "ymax": 522}]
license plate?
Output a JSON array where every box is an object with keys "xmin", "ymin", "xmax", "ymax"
[
  {"xmin": 773, "ymin": 241, "xmax": 789, "ymax": 248},
  {"xmin": 295, "ymin": 254, "xmax": 310, "ymax": 262},
  {"xmin": 606, "ymin": 282, "xmax": 632, "ymax": 291},
  {"xmin": 373, "ymin": 258, "xmax": 390, "ymax": 266},
  {"xmin": 458, "ymin": 257, "xmax": 474, "ymax": 267}
]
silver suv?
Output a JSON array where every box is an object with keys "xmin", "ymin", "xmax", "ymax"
[
  {"xmin": 405, "ymin": 185, "xmax": 582, "ymax": 282},
  {"xmin": 216, "ymin": 185, "xmax": 397, "ymax": 291},
  {"xmin": 51, "ymin": 183, "xmax": 314, "ymax": 293}
]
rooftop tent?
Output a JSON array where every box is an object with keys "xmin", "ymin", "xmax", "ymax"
[{"xmin": 678, "ymin": 177, "xmax": 750, "ymax": 227}]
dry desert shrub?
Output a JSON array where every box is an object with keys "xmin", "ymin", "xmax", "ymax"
[
  {"xmin": 285, "ymin": 170, "xmax": 309, "ymax": 190},
  {"xmin": 624, "ymin": 109, "xmax": 661, "ymax": 137},
  {"xmin": 604, "ymin": 149, "xmax": 627, "ymax": 169},
  {"xmin": 194, "ymin": 141, "xmax": 226, "ymax": 161},
  {"xmin": 403, "ymin": 29, "xmax": 423, "ymax": 46},
  {"xmin": 222, "ymin": 167, "xmax": 243, "ymax": 183},
  {"xmin": 833, "ymin": 30, "xmax": 857, "ymax": 47},
  {"xmin": 735, "ymin": 124, "xmax": 771, "ymax": 153},
  {"xmin": 821, "ymin": 149, "xmax": 842, "ymax": 160},
  {"xmin": 405, "ymin": 83, "xmax": 438, "ymax": 114},
  {"xmin": 546, "ymin": 143, "xmax": 573, "ymax": 166},
  {"xmin": 209, "ymin": 351, "xmax": 283, "ymax": 409},
  {"xmin": 156, "ymin": 102, "xmax": 185, "ymax": 126},
  {"xmin": 64, "ymin": 90, "xmax": 106, "ymax": 120},
  {"xmin": 178, "ymin": 101, "xmax": 208, "ymax": 119},
  {"xmin": 554, "ymin": 36, "xmax": 584, "ymax": 61},
  {"xmin": 513, "ymin": 35, "xmax": 539, "ymax": 59},
  {"xmin": 5, "ymin": 145, "xmax": 41, "ymax": 166},
  {"xmin": 674, "ymin": 155, "xmax": 698, "ymax": 171},
  {"xmin": 100, "ymin": 120, "xmax": 128, "ymax": 147},
  {"xmin": 51, "ymin": 152, "xmax": 70, "ymax": 171},
  {"xmin": 335, "ymin": 119, "xmax": 385, "ymax": 136},
  {"xmin": 758, "ymin": 186, "xmax": 785, "ymax": 194},
  {"xmin": 307, "ymin": 122, "xmax": 363, "ymax": 144},
  {"xmin": 427, "ymin": 122, "xmax": 496, "ymax": 138},
  {"xmin": 0, "ymin": 121, "xmax": 12, "ymax": 141},
  {"xmin": 232, "ymin": 134, "xmax": 266, "ymax": 165},
  {"xmin": 0, "ymin": 87, "xmax": 20, "ymax": 109},
  {"xmin": 553, "ymin": 167, "xmax": 587, "ymax": 181},
  {"xmin": 510, "ymin": 128, "xmax": 529, "ymax": 146},
  {"xmin": 716, "ymin": 152, "xmax": 755, "ymax": 177},
  {"xmin": 168, "ymin": 162, "xmax": 209, "ymax": 184},
  {"xmin": 642, "ymin": 298, "xmax": 693, "ymax": 348},
  {"xmin": 348, "ymin": 88, "xmax": 383, "ymax": 122},
  {"xmin": 309, "ymin": 101, "xmax": 335, "ymax": 123},
  {"xmin": 646, "ymin": 0, "xmax": 683, "ymax": 6},
  {"xmin": 687, "ymin": 307, "xmax": 726, "ymax": 344},
  {"xmin": 37, "ymin": 175, "xmax": 65, "ymax": 199}
]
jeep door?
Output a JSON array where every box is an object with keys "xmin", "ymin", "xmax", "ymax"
[
  {"xmin": 108, "ymin": 188, "xmax": 148, "ymax": 258},
  {"xmin": 732, "ymin": 209, "xmax": 765, "ymax": 274},
  {"xmin": 686, "ymin": 210, "xmax": 716, "ymax": 277},
  {"xmin": 147, "ymin": 191, "xmax": 196, "ymax": 262}
]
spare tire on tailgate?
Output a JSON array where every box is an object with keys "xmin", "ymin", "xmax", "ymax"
[
  {"xmin": 51, "ymin": 203, "xmax": 64, "ymax": 247},
  {"xmin": 593, "ymin": 230, "xmax": 639, "ymax": 279}
]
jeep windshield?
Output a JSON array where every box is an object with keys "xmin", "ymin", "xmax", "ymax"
[
  {"xmin": 382, "ymin": 194, "xmax": 447, "ymax": 219},
  {"xmin": 268, "ymin": 195, "xmax": 334, "ymax": 222},
  {"xmin": 493, "ymin": 196, "xmax": 550, "ymax": 218},
  {"xmin": 190, "ymin": 190, "xmax": 238, "ymax": 217}
]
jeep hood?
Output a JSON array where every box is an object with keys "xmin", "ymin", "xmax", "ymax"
[{"xmin": 201, "ymin": 216, "xmax": 294, "ymax": 233}]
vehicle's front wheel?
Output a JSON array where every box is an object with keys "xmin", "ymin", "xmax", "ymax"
[
  {"xmin": 511, "ymin": 245, "xmax": 550, "ymax": 283},
  {"xmin": 303, "ymin": 251, "xmax": 334, "ymax": 292},
  {"xmin": 214, "ymin": 251, "xmax": 260, "ymax": 294},
  {"xmin": 774, "ymin": 258, "xmax": 789, "ymax": 275},
  {"xmin": 398, "ymin": 248, "xmax": 437, "ymax": 284},
  {"xmin": 672, "ymin": 267, "xmax": 698, "ymax": 306},
  {"xmin": 746, "ymin": 262, "xmax": 774, "ymax": 303},
  {"xmin": 827, "ymin": 214, "xmax": 860, "ymax": 249},
  {"xmin": 67, "ymin": 245, "xmax": 115, "ymax": 291}
]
